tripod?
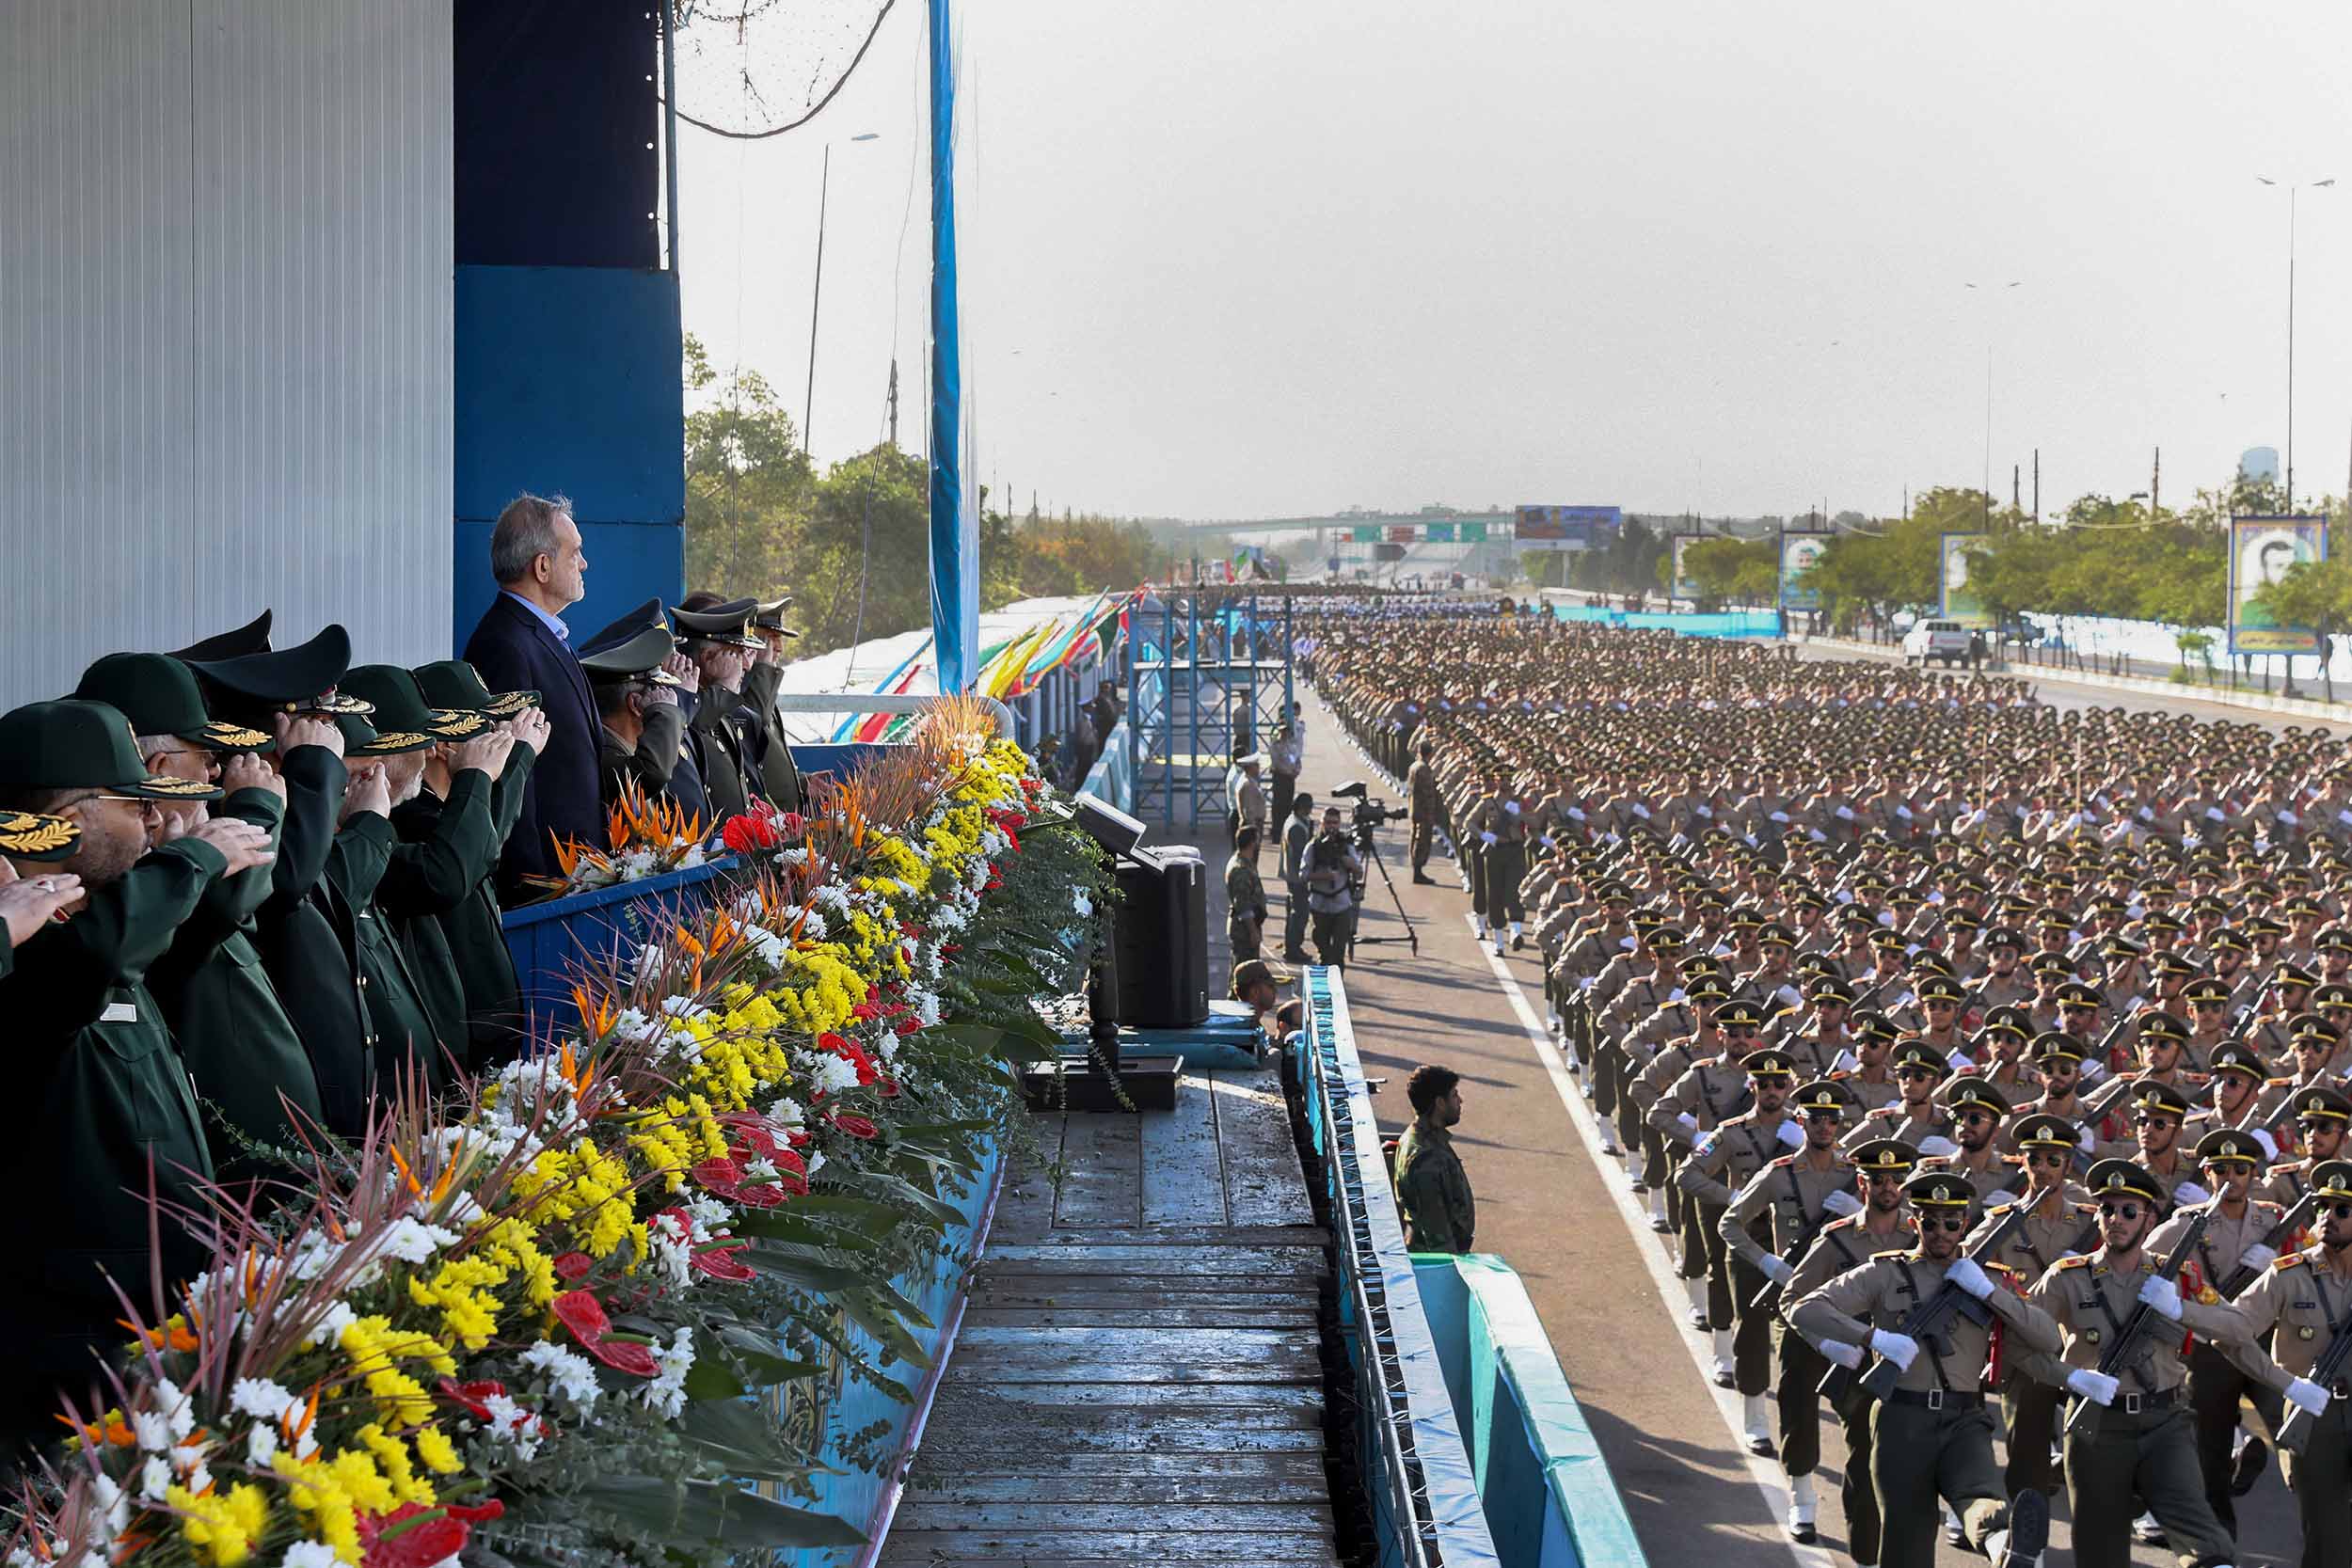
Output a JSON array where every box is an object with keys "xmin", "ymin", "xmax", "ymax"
[{"xmin": 1343, "ymin": 827, "xmax": 1420, "ymax": 959}]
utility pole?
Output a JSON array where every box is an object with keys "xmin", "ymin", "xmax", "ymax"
[
  {"xmin": 2032, "ymin": 449, "xmax": 2040, "ymax": 522},
  {"xmin": 2011, "ymin": 464, "xmax": 2020, "ymax": 515},
  {"xmin": 2152, "ymin": 447, "xmax": 2161, "ymax": 522},
  {"xmin": 804, "ymin": 142, "xmax": 832, "ymax": 453},
  {"xmin": 886, "ymin": 357, "xmax": 899, "ymax": 450}
]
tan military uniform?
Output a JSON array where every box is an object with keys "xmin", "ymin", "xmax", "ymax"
[{"xmin": 2217, "ymin": 1248, "xmax": 2352, "ymax": 1566}]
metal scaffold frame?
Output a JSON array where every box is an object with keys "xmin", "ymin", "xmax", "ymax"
[{"xmin": 1123, "ymin": 586, "xmax": 1297, "ymax": 832}]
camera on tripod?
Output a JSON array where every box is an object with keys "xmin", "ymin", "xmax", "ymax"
[{"xmin": 1330, "ymin": 780, "xmax": 1405, "ymax": 847}]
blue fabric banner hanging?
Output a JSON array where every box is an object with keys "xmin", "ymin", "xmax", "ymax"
[{"xmin": 926, "ymin": 0, "xmax": 979, "ymax": 694}]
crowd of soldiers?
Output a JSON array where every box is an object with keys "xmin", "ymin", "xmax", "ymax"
[
  {"xmin": 1316, "ymin": 606, "xmax": 2352, "ymax": 1568},
  {"xmin": 0, "ymin": 498, "xmax": 813, "ymax": 1457}
]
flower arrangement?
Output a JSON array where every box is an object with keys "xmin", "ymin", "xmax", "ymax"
[
  {"xmin": 540, "ymin": 784, "xmax": 710, "ymax": 895},
  {"xmin": 9, "ymin": 703, "xmax": 1105, "ymax": 1568}
]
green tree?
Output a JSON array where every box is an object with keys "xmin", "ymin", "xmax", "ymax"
[
  {"xmin": 2251, "ymin": 554, "xmax": 2352, "ymax": 701},
  {"xmin": 681, "ymin": 336, "xmax": 816, "ymax": 599}
]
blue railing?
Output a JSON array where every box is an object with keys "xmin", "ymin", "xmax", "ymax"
[
  {"xmin": 1295, "ymin": 968, "xmax": 1502, "ymax": 1568},
  {"xmin": 1547, "ymin": 603, "xmax": 1780, "ymax": 639},
  {"xmin": 1413, "ymin": 1257, "xmax": 1648, "ymax": 1568}
]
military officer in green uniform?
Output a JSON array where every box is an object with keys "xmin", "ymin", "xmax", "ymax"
[
  {"xmin": 1783, "ymin": 1137, "xmax": 1920, "ymax": 1565},
  {"xmin": 72, "ymin": 652, "xmax": 319, "ymax": 1192},
  {"xmin": 0, "ymin": 700, "xmax": 276, "ymax": 1451},
  {"xmin": 1791, "ymin": 1170, "xmax": 2059, "ymax": 1568},
  {"xmin": 2018, "ymin": 1158, "xmax": 2252, "ymax": 1568},
  {"xmin": 741, "ymin": 594, "xmax": 807, "ymax": 815},
  {"xmin": 1723, "ymin": 1077, "xmax": 1859, "ymax": 1540},
  {"xmin": 1394, "ymin": 1064, "xmax": 1473, "ymax": 1253},
  {"xmin": 0, "ymin": 814, "xmax": 85, "ymax": 959},
  {"xmin": 675, "ymin": 596, "xmax": 771, "ymax": 821},
  {"xmin": 414, "ymin": 660, "xmax": 546, "ymax": 1070},
  {"xmin": 327, "ymin": 712, "xmax": 453, "ymax": 1096},
  {"xmin": 2214, "ymin": 1158, "xmax": 2352, "ymax": 1568}
]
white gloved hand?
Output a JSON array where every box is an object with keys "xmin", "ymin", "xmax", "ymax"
[
  {"xmin": 1821, "ymin": 1190, "xmax": 1865, "ymax": 1217},
  {"xmin": 2066, "ymin": 1368, "xmax": 2119, "ymax": 1406},
  {"xmin": 1917, "ymin": 1136, "xmax": 1962, "ymax": 1159},
  {"xmin": 1479, "ymin": 832, "xmax": 1498, "ymax": 847},
  {"xmin": 2077, "ymin": 1125, "xmax": 2098, "ymax": 1151},
  {"xmin": 2173, "ymin": 1183, "xmax": 2212, "ymax": 1207},
  {"xmin": 1946, "ymin": 1257, "xmax": 1994, "ymax": 1300},
  {"xmin": 1820, "ymin": 1339, "xmax": 1865, "ymax": 1370},
  {"xmin": 2137, "ymin": 1275, "xmax": 2183, "ymax": 1321},
  {"xmin": 1776, "ymin": 1119, "xmax": 1806, "ymax": 1149},
  {"xmin": 2238, "ymin": 1243, "xmax": 2279, "ymax": 1274},
  {"xmin": 2285, "ymin": 1376, "xmax": 2331, "ymax": 1418},
  {"xmin": 1761, "ymin": 1255, "xmax": 1796, "ymax": 1286},
  {"xmin": 1676, "ymin": 1113, "xmax": 1698, "ymax": 1133},
  {"xmin": 1868, "ymin": 1328, "xmax": 1919, "ymax": 1370},
  {"xmin": 2253, "ymin": 1129, "xmax": 2280, "ymax": 1163}
]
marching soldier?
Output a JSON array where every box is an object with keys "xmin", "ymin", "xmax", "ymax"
[
  {"xmin": 2018, "ymin": 1159, "xmax": 2254, "ymax": 1568},
  {"xmin": 2214, "ymin": 1158, "xmax": 2352, "ymax": 1567},
  {"xmin": 2267, "ymin": 1085, "xmax": 2352, "ymax": 1206},
  {"xmin": 1842, "ymin": 1039, "xmax": 1960, "ymax": 1156},
  {"xmin": 1723, "ymin": 1079, "xmax": 1859, "ymax": 1540},
  {"xmin": 1680, "ymin": 1046, "xmax": 1803, "ymax": 1442},
  {"xmin": 1790, "ymin": 1171, "xmax": 2058, "ymax": 1568},
  {"xmin": 1782, "ymin": 1138, "xmax": 1919, "ymax": 1564}
]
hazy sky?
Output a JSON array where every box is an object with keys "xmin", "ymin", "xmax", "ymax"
[{"xmin": 675, "ymin": 3, "xmax": 2352, "ymax": 525}]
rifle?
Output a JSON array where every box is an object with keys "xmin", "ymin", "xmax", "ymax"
[
  {"xmin": 1753, "ymin": 1191, "xmax": 1845, "ymax": 1316},
  {"xmin": 2218, "ymin": 1193, "xmax": 2318, "ymax": 1298},
  {"xmin": 2225, "ymin": 972, "xmax": 2283, "ymax": 1041},
  {"xmin": 2062, "ymin": 1209, "xmax": 2211, "ymax": 1438},
  {"xmin": 2276, "ymin": 1306, "xmax": 2352, "ymax": 1457},
  {"xmin": 1820, "ymin": 1201, "xmax": 2029, "ymax": 1405}
]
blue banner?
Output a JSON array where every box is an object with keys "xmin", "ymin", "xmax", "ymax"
[{"xmin": 926, "ymin": 0, "xmax": 979, "ymax": 693}]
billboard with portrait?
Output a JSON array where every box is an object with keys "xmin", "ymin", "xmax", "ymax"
[
  {"xmin": 2229, "ymin": 515, "xmax": 2328, "ymax": 655},
  {"xmin": 1386, "ymin": 525, "xmax": 1418, "ymax": 543},
  {"xmin": 1938, "ymin": 532, "xmax": 1992, "ymax": 628},
  {"xmin": 1778, "ymin": 531, "xmax": 1830, "ymax": 610},
  {"xmin": 1671, "ymin": 534, "xmax": 1700, "ymax": 601},
  {"xmin": 1515, "ymin": 504, "xmax": 1622, "ymax": 551}
]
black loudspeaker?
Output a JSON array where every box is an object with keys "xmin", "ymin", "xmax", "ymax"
[{"xmin": 1113, "ymin": 847, "xmax": 1210, "ymax": 1028}]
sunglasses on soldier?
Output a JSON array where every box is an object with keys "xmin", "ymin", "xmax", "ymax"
[{"xmin": 2097, "ymin": 1200, "xmax": 2146, "ymax": 1221}]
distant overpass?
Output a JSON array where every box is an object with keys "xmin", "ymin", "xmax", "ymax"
[{"xmin": 1171, "ymin": 510, "xmax": 1517, "ymax": 536}]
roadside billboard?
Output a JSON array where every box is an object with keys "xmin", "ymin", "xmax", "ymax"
[
  {"xmin": 1459, "ymin": 520, "xmax": 1488, "ymax": 543},
  {"xmin": 2229, "ymin": 514, "xmax": 2328, "ymax": 655},
  {"xmin": 1515, "ymin": 504, "xmax": 1621, "ymax": 551},
  {"xmin": 1671, "ymin": 534, "xmax": 1699, "ymax": 601},
  {"xmin": 1386, "ymin": 525, "xmax": 1418, "ymax": 543},
  {"xmin": 1938, "ymin": 532, "xmax": 1993, "ymax": 628},
  {"xmin": 1349, "ymin": 524, "xmax": 1381, "ymax": 543},
  {"xmin": 1778, "ymin": 531, "xmax": 1830, "ymax": 610}
]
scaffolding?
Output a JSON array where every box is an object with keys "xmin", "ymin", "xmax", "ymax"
[{"xmin": 1124, "ymin": 586, "xmax": 1297, "ymax": 831}]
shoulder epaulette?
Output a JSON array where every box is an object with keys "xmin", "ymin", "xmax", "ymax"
[
  {"xmin": 2277, "ymin": 1253, "xmax": 2310, "ymax": 1271},
  {"xmin": 2073, "ymin": 1202, "xmax": 2099, "ymax": 1215},
  {"xmin": 1768, "ymin": 1153, "xmax": 1798, "ymax": 1168},
  {"xmin": 2266, "ymin": 1075, "xmax": 2295, "ymax": 1087},
  {"xmin": 1871, "ymin": 1247, "xmax": 1911, "ymax": 1261},
  {"xmin": 2056, "ymin": 1254, "xmax": 2094, "ymax": 1270},
  {"xmin": 1822, "ymin": 1214, "xmax": 1860, "ymax": 1232}
]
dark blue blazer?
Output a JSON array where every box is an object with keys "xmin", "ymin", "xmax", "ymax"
[{"xmin": 463, "ymin": 593, "xmax": 602, "ymax": 896}]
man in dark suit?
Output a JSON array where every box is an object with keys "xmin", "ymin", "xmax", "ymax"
[{"xmin": 461, "ymin": 493, "xmax": 599, "ymax": 898}]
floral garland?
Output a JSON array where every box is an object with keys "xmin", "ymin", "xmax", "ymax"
[{"xmin": 9, "ymin": 715, "xmax": 1095, "ymax": 1568}]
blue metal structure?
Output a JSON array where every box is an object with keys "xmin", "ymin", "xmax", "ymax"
[{"xmin": 925, "ymin": 0, "xmax": 978, "ymax": 694}]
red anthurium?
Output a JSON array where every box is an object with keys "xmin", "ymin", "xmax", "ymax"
[
  {"xmin": 778, "ymin": 812, "xmax": 805, "ymax": 835},
  {"xmin": 443, "ymin": 1502, "xmax": 505, "ymax": 1525},
  {"xmin": 816, "ymin": 1031, "xmax": 852, "ymax": 1054},
  {"xmin": 691, "ymin": 1157, "xmax": 746, "ymax": 1194},
  {"xmin": 550, "ymin": 1289, "xmax": 613, "ymax": 1345},
  {"xmin": 436, "ymin": 1378, "xmax": 504, "ymax": 1420},
  {"xmin": 690, "ymin": 1243, "xmax": 756, "ymax": 1282},
  {"xmin": 831, "ymin": 1113, "xmax": 880, "ymax": 1140},
  {"xmin": 879, "ymin": 1077, "xmax": 903, "ymax": 1100},
  {"xmin": 552, "ymin": 1252, "xmax": 594, "ymax": 1282},
  {"xmin": 721, "ymin": 813, "xmax": 780, "ymax": 854},
  {"xmin": 580, "ymin": 1337, "xmax": 662, "ymax": 1377},
  {"xmin": 786, "ymin": 1129, "xmax": 812, "ymax": 1148},
  {"xmin": 730, "ymin": 1180, "xmax": 789, "ymax": 1210},
  {"xmin": 358, "ymin": 1503, "xmax": 470, "ymax": 1568},
  {"xmin": 771, "ymin": 1147, "xmax": 807, "ymax": 1177}
]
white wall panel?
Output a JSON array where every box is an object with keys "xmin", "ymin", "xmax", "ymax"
[{"xmin": 0, "ymin": 0, "xmax": 452, "ymax": 708}]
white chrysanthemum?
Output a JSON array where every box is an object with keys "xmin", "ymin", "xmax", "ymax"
[
  {"xmin": 245, "ymin": 1422, "xmax": 279, "ymax": 1467},
  {"xmin": 877, "ymin": 1030, "xmax": 900, "ymax": 1063},
  {"xmin": 281, "ymin": 1541, "xmax": 343, "ymax": 1568},
  {"xmin": 481, "ymin": 1394, "xmax": 548, "ymax": 1461},
  {"xmin": 519, "ymin": 1339, "xmax": 602, "ymax": 1410},
  {"xmin": 767, "ymin": 1096, "xmax": 805, "ymax": 1129},
  {"xmin": 139, "ymin": 1456, "xmax": 171, "ymax": 1502},
  {"xmin": 638, "ymin": 1326, "xmax": 697, "ymax": 1419},
  {"xmin": 809, "ymin": 1055, "xmax": 862, "ymax": 1097}
]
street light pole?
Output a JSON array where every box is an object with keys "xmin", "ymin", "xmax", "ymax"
[
  {"xmin": 2257, "ymin": 176, "xmax": 2334, "ymax": 509},
  {"xmin": 1963, "ymin": 280, "xmax": 2023, "ymax": 528},
  {"xmin": 804, "ymin": 133, "xmax": 882, "ymax": 457}
]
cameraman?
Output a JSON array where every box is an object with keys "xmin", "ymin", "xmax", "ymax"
[{"xmin": 1305, "ymin": 803, "xmax": 1363, "ymax": 967}]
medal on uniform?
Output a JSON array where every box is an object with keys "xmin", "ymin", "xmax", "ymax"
[
  {"xmin": 2299, "ymin": 1325, "xmax": 2315, "ymax": 1340},
  {"xmin": 2084, "ymin": 1328, "xmax": 2101, "ymax": 1345}
]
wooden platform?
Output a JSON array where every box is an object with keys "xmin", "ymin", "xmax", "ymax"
[{"xmin": 882, "ymin": 1066, "xmax": 1342, "ymax": 1568}]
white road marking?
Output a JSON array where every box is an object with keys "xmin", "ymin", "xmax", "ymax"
[{"xmin": 1463, "ymin": 915, "xmax": 1835, "ymax": 1568}]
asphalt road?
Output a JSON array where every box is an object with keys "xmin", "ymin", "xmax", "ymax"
[{"xmin": 1281, "ymin": 682, "xmax": 2303, "ymax": 1568}]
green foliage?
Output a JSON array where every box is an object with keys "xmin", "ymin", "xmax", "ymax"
[
  {"xmin": 1677, "ymin": 536, "xmax": 1779, "ymax": 606},
  {"xmin": 2251, "ymin": 554, "xmax": 2352, "ymax": 644},
  {"xmin": 680, "ymin": 335, "xmax": 1163, "ymax": 657}
]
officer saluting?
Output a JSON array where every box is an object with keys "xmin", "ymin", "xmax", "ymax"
[
  {"xmin": 1789, "ymin": 1170, "xmax": 2058, "ymax": 1568},
  {"xmin": 0, "ymin": 700, "xmax": 276, "ymax": 1451}
]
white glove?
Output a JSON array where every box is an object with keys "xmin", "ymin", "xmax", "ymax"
[
  {"xmin": 1760, "ymin": 1255, "xmax": 1796, "ymax": 1286},
  {"xmin": 1820, "ymin": 1339, "xmax": 1865, "ymax": 1370},
  {"xmin": 1776, "ymin": 1120, "xmax": 1806, "ymax": 1150},
  {"xmin": 1868, "ymin": 1328, "xmax": 1919, "ymax": 1370},
  {"xmin": 2253, "ymin": 1129, "xmax": 2280, "ymax": 1163},
  {"xmin": 2286, "ymin": 1376, "xmax": 2331, "ymax": 1418},
  {"xmin": 1676, "ymin": 1113, "xmax": 1698, "ymax": 1133},
  {"xmin": 1947, "ymin": 1053, "xmax": 1975, "ymax": 1072},
  {"xmin": 2137, "ymin": 1275, "xmax": 2183, "ymax": 1321},
  {"xmin": 2066, "ymin": 1368, "xmax": 2119, "ymax": 1406},
  {"xmin": 2076, "ymin": 1125, "xmax": 2098, "ymax": 1152},
  {"xmin": 1821, "ymin": 1190, "xmax": 1864, "ymax": 1217},
  {"xmin": 1479, "ymin": 832, "xmax": 1498, "ymax": 847},
  {"xmin": 1777, "ymin": 984, "xmax": 1803, "ymax": 1006},
  {"xmin": 1946, "ymin": 1258, "xmax": 1994, "ymax": 1300},
  {"xmin": 2237, "ymin": 1244, "xmax": 2278, "ymax": 1274},
  {"xmin": 1830, "ymin": 1049, "xmax": 1859, "ymax": 1073},
  {"xmin": 2172, "ymin": 1183, "xmax": 2212, "ymax": 1207},
  {"xmin": 1917, "ymin": 1136, "xmax": 1962, "ymax": 1159}
]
